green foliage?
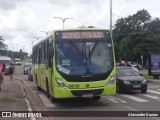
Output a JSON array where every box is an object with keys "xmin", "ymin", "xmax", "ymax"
[
  {"xmin": 0, "ymin": 36, "xmax": 7, "ymax": 53},
  {"xmin": 7, "ymin": 51, "xmax": 28, "ymax": 60},
  {"xmin": 0, "ymin": 36, "xmax": 28, "ymax": 59},
  {"xmin": 113, "ymin": 9, "xmax": 160, "ymax": 66}
]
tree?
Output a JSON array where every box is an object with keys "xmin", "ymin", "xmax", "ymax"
[
  {"xmin": 0, "ymin": 36, "xmax": 7, "ymax": 55},
  {"xmin": 113, "ymin": 9, "xmax": 151, "ymax": 42},
  {"xmin": 113, "ymin": 9, "xmax": 151, "ymax": 62},
  {"xmin": 143, "ymin": 18, "xmax": 160, "ymax": 35}
]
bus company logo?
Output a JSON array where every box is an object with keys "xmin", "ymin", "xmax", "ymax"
[
  {"xmin": 2, "ymin": 112, "xmax": 11, "ymax": 117},
  {"xmin": 86, "ymin": 84, "xmax": 89, "ymax": 88}
]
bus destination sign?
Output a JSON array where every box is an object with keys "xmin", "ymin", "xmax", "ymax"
[{"xmin": 62, "ymin": 32, "xmax": 104, "ymax": 39}]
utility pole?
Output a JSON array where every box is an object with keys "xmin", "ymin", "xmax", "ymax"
[
  {"xmin": 110, "ymin": 0, "xmax": 112, "ymax": 33},
  {"xmin": 11, "ymin": 43, "xmax": 13, "ymax": 59}
]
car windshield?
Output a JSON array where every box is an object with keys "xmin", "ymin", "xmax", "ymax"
[
  {"xmin": 15, "ymin": 60, "xmax": 21, "ymax": 62},
  {"xmin": 24, "ymin": 64, "xmax": 32, "ymax": 67},
  {"xmin": 56, "ymin": 41, "xmax": 113, "ymax": 75},
  {"xmin": 117, "ymin": 68, "xmax": 139, "ymax": 77}
]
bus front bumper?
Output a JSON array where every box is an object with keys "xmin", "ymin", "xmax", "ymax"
[{"xmin": 53, "ymin": 85, "xmax": 116, "ymax": 98}]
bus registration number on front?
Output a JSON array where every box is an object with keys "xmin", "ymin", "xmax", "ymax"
[{"xmin": 82, "ymin": 93, "xmax": 93, "ymax": 98}]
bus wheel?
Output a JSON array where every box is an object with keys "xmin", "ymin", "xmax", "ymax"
[
  {"xmin": 50, "ymin": 95, "xmax": 58, "ymax": 102},
  {"xmin": 46, "ymin": 79, "xmax": 50, "ymax": 98},
  {"xmin": 36, "ymin": 75, "xmax": 41, "ymax": 91}
]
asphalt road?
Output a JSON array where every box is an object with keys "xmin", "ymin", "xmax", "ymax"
[{"xmin": 14, "ymin": 64, "xmax": 160, "ymax": 120}]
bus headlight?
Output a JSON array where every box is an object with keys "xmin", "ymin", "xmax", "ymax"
[
  {"xmin": 106, "ymin": 75, "xmax": 115, "ymax": 86},
  {"xmin": 56, "ymin": 78, "xmax": 68, "ymax": 89}
]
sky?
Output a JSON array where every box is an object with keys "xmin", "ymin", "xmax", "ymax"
[{"xmin": 0, "ymin": 0, "xmax": 160, "ymax": 55}]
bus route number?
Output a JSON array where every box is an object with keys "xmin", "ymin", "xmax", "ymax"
[{"xmin": 69, "ymin": 84, "xmax": 80, "ymax": 89}]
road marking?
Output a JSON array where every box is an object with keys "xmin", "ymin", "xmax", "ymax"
[
  {"xmin": 19, "ymin": 80, "xmax": 36, "ymax": 120},
  {"xmin": 148, "ymin": 86, "xmax": 160, "ymax": 88},
  {"xmin": 39, "ymin": 94, "xmax": 56, "ymax": 107},
  {"xmin": 119, "ymin": 94, "xmax": 149, "ymax": 102},
  {"xmin": 147, "ymin": 90, "xmax": 160, "ymax": 95},
  {"xmin": 124, "ymin": 106, "xmax": 138, "ymax": 111},
  {"xmin": 104, "ymin": 96, "xmax": 128, "ymax": 103},
  {"xmin": 141, "ymin": 94, "xmax": 160, "ymax": 101},
  {"xmin": 19, "ymin": 80, "xmax": 26, "ymax": 96}
]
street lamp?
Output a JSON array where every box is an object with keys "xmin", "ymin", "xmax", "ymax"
[
  {"xmin": 34, "ymin": 37, "xmax": 41, "ymax": 41},
  {"xmin": 54, "ymin": 17, "xmax": 73, "ymax": 29},
  {"xmin": 40, "ymin": 31, "xmax": 50, "ymax": 35}
]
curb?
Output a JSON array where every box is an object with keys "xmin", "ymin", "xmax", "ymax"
[{"xmin": 147, "ymin": 79, "xmax": 160, "ymax": 84}]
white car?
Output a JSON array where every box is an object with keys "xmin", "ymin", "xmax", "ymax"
[{"xmin": 14, "ymin": 58, "xmax": 22, "ymax": 65}]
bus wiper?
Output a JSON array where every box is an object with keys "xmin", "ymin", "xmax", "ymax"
[{"xmin": 87, "ymin": 46, "xmax": 94, "ymax": 74}]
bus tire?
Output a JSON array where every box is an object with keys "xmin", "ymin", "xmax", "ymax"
[
  {"xmin": 50, "ymin": 95, "xmax": 58, "ymax": 102},
  {"xmin": 46, "ymin": 79, "xmax": 50, "ymax": 98},
  {"xmin": 36, "ymin": 75, "xmax": 41, "ymax": 91}
]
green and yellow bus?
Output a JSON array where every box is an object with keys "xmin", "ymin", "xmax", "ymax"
[{"xmin": 32, "ymin": 28, "xmax": 116, "ymax": 101}]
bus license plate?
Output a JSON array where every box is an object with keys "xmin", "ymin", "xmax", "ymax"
[
  {"xmin": 82, "ymin": 93, "xmax": 93, "ymax": 98},
  {"xmin": 133, "ymin": 85, "xmax": 141, "ymax": 88}
]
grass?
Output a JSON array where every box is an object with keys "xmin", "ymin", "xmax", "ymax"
[{"xmin": 143, "ymin": 74, "xmax": 160, "ymax": 80}]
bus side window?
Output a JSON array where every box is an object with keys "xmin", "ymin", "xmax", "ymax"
[
  {"xmin": 44, "ymin": 40, "xmax": 49, "ymax": 65},
  {"xmin": 48, "ymin": 37, "xmax": 54, "ymax": 67},
  {"xmin": 38, "ymin": 46, "xmax": 42, "ymax": 64}
]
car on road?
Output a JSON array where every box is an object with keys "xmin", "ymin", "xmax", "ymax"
[
  {"xmin": 131, "ymin": 62, "xmax": 142, "ymax": 70},
  {"xmin": 117, "ymin": 61, "xmax": 139, "ymax": 72},
  {"xmin": 28, "ymin": 65, "xmax": 33, "ymax": 81},
  {"xmin": 116, "ymin": 67, "xmax": 147, "ymax": 93},
  {"xmin": 23, "ymin": 63, "xmax": 32, "ymax": 74},
  {"xmin": 14, "ymin": 58, "xmax": 22, "ymax": 65}
]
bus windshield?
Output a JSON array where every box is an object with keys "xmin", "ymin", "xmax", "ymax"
[{"xmin": 56, "ymin": 41, "xmax": 113, "ymax": 76}]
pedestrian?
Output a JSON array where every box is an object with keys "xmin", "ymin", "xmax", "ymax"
[
  {"xmin": 1, "ymin": 63, "xmax": 6, "ymax": 81},
  {"xmin": 8, "ymin": 63, "xmax": 15, "ymax": 80}
]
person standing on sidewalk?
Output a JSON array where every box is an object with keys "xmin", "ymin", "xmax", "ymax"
[
  {"xmin": 1, "ymin": 63, "xmax": 6, "ymax": 81},
  {"xmin": 9, "ymin": 63, "xmax": 15, "ymax": 80}
]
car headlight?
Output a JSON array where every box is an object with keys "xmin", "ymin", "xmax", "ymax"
[
  {"xmin": 142, "ymin": 80, "xmax": 146, "ymax": 84},
  {"xmin": 106, "ymin": 75, "xmax": 115, "ymax": 86},
  {"xmin": 123, "ymin": 80, "xmax": 130, "ymax": 84},
  {"xmin": 56, "ymin": 78, "xmax": 68, "ymax": 89}
]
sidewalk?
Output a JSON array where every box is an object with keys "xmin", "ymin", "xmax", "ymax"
[{"xmin": 0, "ymin": 76, "xmax": 30, "ymax": 120}]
